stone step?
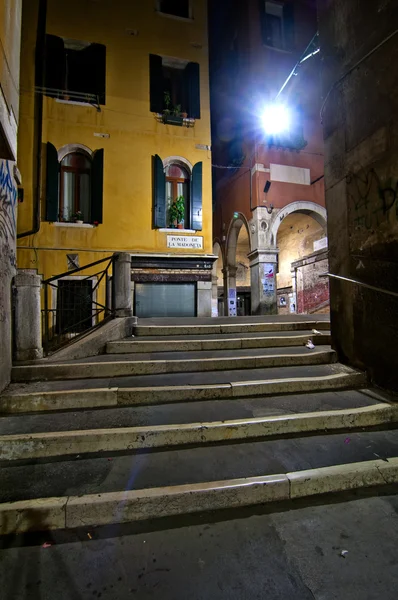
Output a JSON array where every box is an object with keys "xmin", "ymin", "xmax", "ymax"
[
  {"xmin": 2, "ymin": 456, "xmax": 398, "ymax": 535},
  {"xmin": 11, "ymin": 347, "xmax": 336, "ymax": 382},
  {"xmin": 1, "ymin": 365, "xmax": 367, "ymax": 414},
  {"xmin": 107, "ymin": 332, "xmax": 331, "ymax": 353},
  {"xmin": 1, "ymin": 403, "xmax": 396, "ymax": 462},
  {"xmin": 65, "ymin": 344, "xmax": 332, "ymax": 363},
  {"xmin": 137, "ymin": 315, "xmax": 331, "ymax": 324},
  {"xmin": 2, "ymin": 428, "xmax": 398, "ymax": 506},
  {"xmin": 0, "ymin": 389, "xmax": 382, "ymax": 435},
  {"xmin": 134, "ymin": 321, "xmax": 331, "ymax": 337}
]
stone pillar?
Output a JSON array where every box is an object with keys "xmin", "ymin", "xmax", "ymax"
[
  {"xmin": 197, "ymin": 280, "xmax": 212, "ymax": 317},
  {"xmin": 113, "ymin": 253, "xmax": 133, "ymax": 317},
  {"xmin": 290, "ymin": 267, "xmax": 297, "ymax": 313},
  {"xmin": 14, "ymin": 270, "xmax": 43, "ymax": 361},
  {"xmin": 211, "ymin": 275, "xmax": 218, "ymax": 317},
  {"xmin": 223, "ymin": 266, "xmax": 237, "ymax": 316},
  {"xmin": 249, "ymin": 250, "xmax": 278, "ymax": 315}
]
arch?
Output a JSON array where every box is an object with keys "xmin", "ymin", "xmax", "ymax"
[
  {"xmin": 226, "ymin": 212, "xmax": 252, "ymax": 269},
  {"xmin": 162, "ymin": 155, "xmax": 193, "ymax": 173},
  {"xmin": 270, "ymin": 201, "xmax": 327, "ymax": 245},
  {"xmin": 212, "ymin": 239, "xmax": 224, "ymax": 279},
  {"xmin": 57, "ymin": 143, "xmax": 93, "ymax": 162}
]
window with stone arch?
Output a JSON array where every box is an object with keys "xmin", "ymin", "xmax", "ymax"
[
  {"xmin": 60, "ymin": 151, "xmax": 92, "ymax": 222},
  {"xmin": 152, "ymin": 154, "xmax": 203, "ymax": 231},
  {"xmin": 45, "ymin": 142, "xmax": 104, "ymax": 224},
  {"xmin": 165, "ymin": 162, "xmax": 190, "ymax": 228}
]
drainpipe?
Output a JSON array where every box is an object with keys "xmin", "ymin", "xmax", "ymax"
[{"xmin": 17, "ymin": 0, "xmax": 47, "ymax": 239}]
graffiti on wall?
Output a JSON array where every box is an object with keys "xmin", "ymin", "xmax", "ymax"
[
  {"xmin": 0, "ymin": 159, "xmax": 17, "ymax": 270},
  {"xmin": 347, "ymin": 168, "xmax": 398, "ymax": 231}
]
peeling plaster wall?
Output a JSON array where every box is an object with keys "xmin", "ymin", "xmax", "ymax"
[
  {"xmin": 294, "ymin": 253, "xmax": 329, "ymax": 314},
  {"xmin": 318, "ymin": 0, "xmax": 398, "ymax": 390},
  {"xmin": 277, "ymin": 212, "xmax": 325, "ymax": 289}
]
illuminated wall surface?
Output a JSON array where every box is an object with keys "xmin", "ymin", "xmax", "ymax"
[{"xmin": 17, "ymin": 0, "xmax": 213, "ymax": 281}]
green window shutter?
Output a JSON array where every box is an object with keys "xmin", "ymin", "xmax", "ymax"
[
  {"xmin": 84, "ymin": 44, "xmax": 107, "ymax": 105},
  {"xmin": 153, "ymin": 155, "xmax": 166, "ymax": 228},
  {"xmin": 149, "ymin": 54, "xmax": 164, "ymax": 113},
  {"xmin": 46, "ymin": 142, "xmax": 59, "ymax": 221},
  {"xmin": 283, "ymin": 3, "xmax": 295, "ymax": 50},
  {"xmin": 91, "ymin": 149, "xmax": 104, "ymax": 223},
  {"xmin": 44, "ymin": 34, "xmax": 66, "ymax": 97},
  {"xmin": 191, "ymin": 162, "xmax": 203, "ymax": 231},
  {"xmin": 70, "ymin": 44, "xmax": 107, "ymax": 105},
  {"xmin": 184, "ymin": 62, "xmax": 200, "ymax": 119}
]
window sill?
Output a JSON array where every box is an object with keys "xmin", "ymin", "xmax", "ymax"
[
  {"xmin": 159, "ymin": 228, "xmax": 197, "ymax": 233},
  {"xmin": 55, "ymin": 99, "xmax": 98, "ymax": 108},
  {"xmin": 155, "ymin": 113, "xmax": 196, "ymax": 127},
  {"xmin": 52, "ymin": 222, "xmax": 95, "ymax": 228},
  {"xmin": 156, "ymin": 11, "xmax": 193, "ymax": 23}
]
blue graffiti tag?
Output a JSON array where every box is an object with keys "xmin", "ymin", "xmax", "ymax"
[{"xmin": 0, "ymin": 160, "xmax": 17, "ymax": 241}]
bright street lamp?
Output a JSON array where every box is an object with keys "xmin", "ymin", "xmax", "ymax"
[{"xmin": 261, "ymin": 103, "xmax": 291, "ymax": 136}]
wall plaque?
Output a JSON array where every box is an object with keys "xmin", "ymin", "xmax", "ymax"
[{"xmin": 167, "ymin": 235, "xmax": 203, "ymax": 249}]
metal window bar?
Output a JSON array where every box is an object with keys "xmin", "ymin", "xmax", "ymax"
[
  {"xmin": 42, "ymin": 255, "xmax": 115, "ymax": 354},
  {"xmin": 34, "ymin": 86, "xmax": 101, "ymax": 111}
]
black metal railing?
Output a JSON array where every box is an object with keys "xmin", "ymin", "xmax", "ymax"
[
  {"xmin": 41, "ymin": 255, "xmax": 115, "ymax": 354},
  {"xmin": 35, "ymin": 86, "xmax": 101, "ymax": 111},
  {"xmin": 322, "ymin": 272, "xmax": 398, "ymax": 299}
]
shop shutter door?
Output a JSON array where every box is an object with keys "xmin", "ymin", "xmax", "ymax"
[{"xmin": 135, "ymin": 283, "xmax": 196, "ymax": 318}]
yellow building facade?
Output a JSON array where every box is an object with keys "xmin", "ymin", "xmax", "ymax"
[{"xmin": 17, "ymin": 0, "xmax": 214, "ymax": 323}]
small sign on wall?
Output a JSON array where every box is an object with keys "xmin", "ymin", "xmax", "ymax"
[
  {"xmin": 262, "ymin": 264, "xmax": 275, "ymax": 296},
  {"xmin": 314, "ymin": 237, "xmax": 328, "ymax": 251},
  {"xmin": 167, "ymin": 235, "xmax": 203, "ymax": 249},
  {"xmin": 228, "ymin": 288, "xmax": 237, "ymax": 317}
]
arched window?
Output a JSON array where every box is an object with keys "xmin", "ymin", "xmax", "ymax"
[
  {"xmin": 165, "ymin": 163, "xmax": 190, "ymax": 228},
  {"xmin": 152, "ymin": 154, "xmax": 202, "ymax": 231},
  {"xmin": 59, "ymin": 152, "xmax": 92, "ymax": 222}
]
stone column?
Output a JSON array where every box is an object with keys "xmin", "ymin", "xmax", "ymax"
[
  {"xmin": 290, "ymin": 266, "xmax": 297, "ymax": 313},
  {"xmin": 224, "ymin": 265, "xmax": 237, "ymax": 316},
  {"xmin": 113, "ymin": 253, "xmax": 133, "ymax": 317},
  {"xmin": 14, "ymin": 270, "xmax": 43, "ymax": 361},
  {"xmin": 211, "ymin": 275, "xmax": 218, "ymax": 317},
  {"xmin": 249, "ymin": 249, "xmax": 278, "ymax": 315},
  {"xmin": 197, "ymin": 280, "xmax": 212, "ymax": 317}
]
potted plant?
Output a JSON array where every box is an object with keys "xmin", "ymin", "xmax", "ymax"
[
  {"xmin": 71, "ymin": 210, "xmax": 84, "ymax": 224},
  {"xmin": 162, "ymin": 92, "xmax": 184, "ymax": 126},
  {"xmin": 163, "ymin": 91, "xmax": 171, "ymax": 116},
  {"xmin": 169, "ymin": 196, "xmax": 185, "ymax": 228}
]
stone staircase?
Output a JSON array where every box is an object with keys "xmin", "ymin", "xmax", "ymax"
[{"xmin": 1, "ymin": 315, "xmax": 398, "ymax": 535}]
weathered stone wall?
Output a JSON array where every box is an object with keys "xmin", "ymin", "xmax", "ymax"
[
  {"xmin": 0, "ymin": 159, "xmax": 17, "ymax": 391},
  {"xmin": 277, "ymin": 212, "xmax": 326, "ymax": 289},
  {"xmin": 293, "ymin": 252, "xmax": 329, "ymax": 314},
  {"xmin": 318, "ymin": 0, "xmax": 398, "ymax": 390}
]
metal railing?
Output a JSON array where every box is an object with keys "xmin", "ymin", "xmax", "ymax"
[
  {"xmin": 41, "ymin": 255, "xmax": 115, "ymax": 354},
  {"xmin": 322, "ymin": 272, "xmax": 398, "ymax": 299},
  {"xmin": 35, "ymin": 86, "xmax": 101, "ymax": 111}
]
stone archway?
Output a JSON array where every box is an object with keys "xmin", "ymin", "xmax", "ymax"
[
  {"xmin": 212, "ymin": 240, "xmax": 224, "ymax": 316},
  {"xmin": 273, "ymin": 203, "xmax": 328, "ymax": 315},
  {"xmin": 225, "ymin": 214, "xmax": 251, "ymax": 316},
  {"xmin": 270, "ymin": 201, "xmax": 327, "ymax": 246}
]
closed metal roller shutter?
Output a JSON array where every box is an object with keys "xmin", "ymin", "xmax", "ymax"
[{"xmin": 135, "ymin": 283, "xmax": 196, "ymax": 318}]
